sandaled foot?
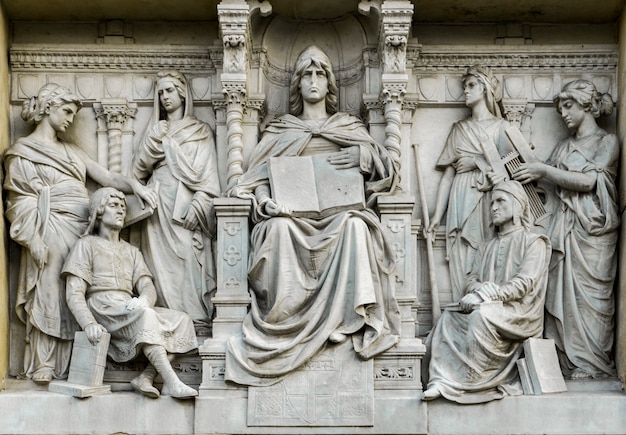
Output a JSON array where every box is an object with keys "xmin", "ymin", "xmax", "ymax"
[
  {"xmin": 570, "ymin": 368, "xmax": 593, "ymax": 380},
  {"xmin": 131, "ymin": 374, "xmax": 160, "ymax": 398},
  {"xmin": 422, "ymin": 386, "xmax": 442, "ymax": 401},
  {"xmin": 161, "ymin": 380, "xmax": 198, "ymax": 399},
  {"xmin": 32, "ymin": 369, "xmax": 53, "ymax": 384}
]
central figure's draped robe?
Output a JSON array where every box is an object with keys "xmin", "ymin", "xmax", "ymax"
[{"xmin": 225, "ymin": 112, "xmax": 402, "ymax": 386}]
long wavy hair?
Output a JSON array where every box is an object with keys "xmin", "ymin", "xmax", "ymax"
[{"xmin": 289, "ymin": 46, "xmax": 339, "ymax": 116}]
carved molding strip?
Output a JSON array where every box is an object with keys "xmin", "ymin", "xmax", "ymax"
[
  {"xmin": 10, "ymin": 44, "xmax": 217, "ymax": 71},
  {"xmin": 409, "ymin": 44, "xmax": 618, "ymax": 72}
]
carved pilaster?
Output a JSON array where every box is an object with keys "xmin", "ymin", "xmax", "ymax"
[
  {"xmin": 210, "ymin": 197, "xmax": 252, "ymax": 339},
  {"xmin": 93, "ymin": 99, "xmax": 137, "ymax": 175},
  {"xmin": 198, "ymin": 197, "xmax": 251, "ymax": 392}
]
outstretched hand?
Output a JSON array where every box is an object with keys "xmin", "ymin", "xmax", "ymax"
[{"xmin": 133, "ymin": 182, "xmax": 159, "ymax": 210}]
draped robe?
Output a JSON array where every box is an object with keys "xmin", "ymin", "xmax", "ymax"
[
  {"xmin": 436, "ymin": 117, "xmax": 513, "ymax": 301},
  {"xmin": 426, "ymin": 227, "xmax": 550, "ymax": 404},
  {"xmin": 4, "ymin": 138, "xmax": 88, "ymax": 378},
  {"xmin": 544, "ymin": 131, "xmax": 619, "ymax": 378},
  {"xmin": 225, "ymin": 113, "xmax": 402, "ymax": 386},
  {"xmin": 133, "ymin": 116, "xmax": 221, "ymax": 330},
  {"xmin": 63, "ymin": 235, "xmax": 198, "ymax": 362}
]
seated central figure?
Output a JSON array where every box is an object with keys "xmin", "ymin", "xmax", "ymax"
[{"xmin": 225, "ymin": 45, "xmax": 401, "ymax": 386}]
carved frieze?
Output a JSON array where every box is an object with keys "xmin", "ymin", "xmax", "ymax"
[{"xmin": 10, "ymin": 45, "xmax": 215, "ymax": 71}]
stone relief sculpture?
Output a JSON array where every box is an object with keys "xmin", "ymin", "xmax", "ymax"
[
  {"xmin": 62, "ymin": 188, "xmax": 198, "ymax": 399},
  {"xmin": 513, "ymin": 80, "xmax": 619, "ymax": 380},
  {"xmin": 3, "ymin": 84, "xmax": 157, "ymax": 384},
  {"xmin": 423, "ymin": 180, "xmax": 550, "ymax": 403},
  {"xmin": 428, "ymin": 65, "xmax": 513, "ymax": 302},
  {"xmin": 224, "ymin": 45, "xmax": 401, "ymax": 386},
  {"xmin": 132, "ymin": 70, "xmax": 221, "ymax": 335}
]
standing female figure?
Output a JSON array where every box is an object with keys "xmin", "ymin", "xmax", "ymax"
[
  {"xmin": 429, "ymin": 65, "xmax": 513, "ymax": 301},
  {"xmin": 133, "ymin": 70, "xmax": 221, "ymax": 334},
  {"xmin": 514, "ymin": 80, "xmax": 619, "ymax": 379},
  {"xmin": 4, "ymin": 83, "xmax": 156, "ymax": 383}
]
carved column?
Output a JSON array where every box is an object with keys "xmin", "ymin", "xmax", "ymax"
[
  {"xmin": 502, "ymin": 99, "xmax": 535, "ymax": 143},
  {"xmin": 218, "ymin": 0, "xmax": 249, "ymax": 190},
  {"xmin": 218, "ymin": 0, "xmax": 271, "ymax": 190},
  {"xmin": 93, "ymin": 98, "xmax": 137, "ymax": 175},
  {"xmin": 379, "ymin": 0, "xmax": 414, "ymax": 175}
]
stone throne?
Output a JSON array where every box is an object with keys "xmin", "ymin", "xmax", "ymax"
[{"xmin": 197, "ymin": 0, "xmax": 426, "ymax": 431}]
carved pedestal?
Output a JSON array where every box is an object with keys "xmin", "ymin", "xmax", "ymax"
[
  {"xmin": 196, "ymin": 194, "xmax": 426, "ymax": 433},
  {"xmin": 199, "ymin": 197, "xmax": 251, "ymax": 393}
]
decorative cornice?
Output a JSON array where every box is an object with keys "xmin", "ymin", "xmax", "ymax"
[
  {"xmin": 10, "ymin": 44, "xmax": 216, "ymax": 72},
  {"xmin": 409, "ymin": 45, "xmax": 618, "ymax": 72}
]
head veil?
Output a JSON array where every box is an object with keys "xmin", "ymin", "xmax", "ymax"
[
  {"xmin": 153, "ymin": 70, "xmax": 194, "ymax": 122},
  {"xmin": 464, "ymin": 65, "xmax": 503, "ymax": 118}
]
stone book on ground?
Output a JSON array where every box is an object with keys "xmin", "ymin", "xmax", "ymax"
[
  {"xmin": 268, "ymin": 154, "xmax": 366, "ymax": 219},
  {"xmin": 523, "ymin": 338, "xmax": 567, "ymax": 395},
  {"xmin": 49, "ymin": 331, "xmax": 112, "ymax": 398},
  {"xmin": 516, "ymin": 358, "xmax": 535, "ymax": 395}
]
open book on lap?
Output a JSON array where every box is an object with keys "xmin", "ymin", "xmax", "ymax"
[{"xmin": 268, "ymin": 154, "xmax": 366, "ymax": 219}]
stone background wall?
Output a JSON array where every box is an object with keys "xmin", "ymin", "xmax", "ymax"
[{"xmin": 2, "ymin": 4, "xmax": 621, "ymax": 376}]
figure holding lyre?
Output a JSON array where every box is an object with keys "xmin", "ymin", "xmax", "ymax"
[
  {"xmin": 513, "ymin": 79, "xmax": 619, "ymax": 380},
  {"xmin": 428, "ymin": 65, "xmax": 514, "ymax": 301}
]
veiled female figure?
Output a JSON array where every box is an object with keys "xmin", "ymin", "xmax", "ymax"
[
  {"xmin": 224, "ymin": 46, "xmax": 401, "ymax": 386},
  {"xmin": 4, "ymin": 84, "xmax": 156, "ymax": 383},
  {"xmin": 514, "ymin": 80, "xmax": 619, "ymax": 379},
  {"xmin": 133, "ymin": 70, "xmax": 221, "ymax": 334},
  {"xmin": 429, "ymin": 65, "xmax": 513, "ymax": 302}
]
